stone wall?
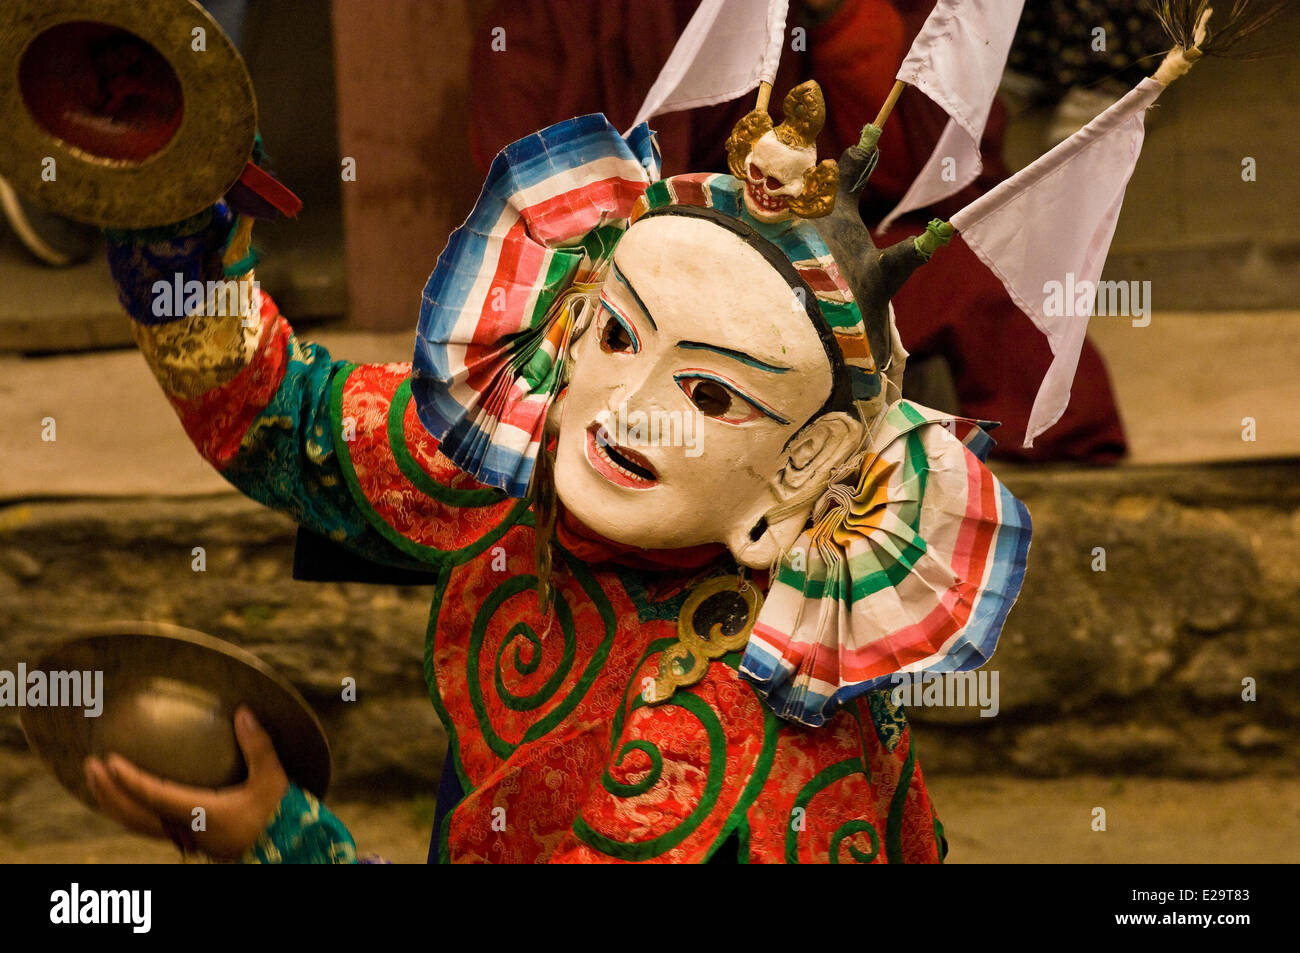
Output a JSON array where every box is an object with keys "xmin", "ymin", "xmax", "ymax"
[
  {"xmin": 2, "ymin": 460, "xmax": 1297, "ymax": 811},
  {"xmin": 911, "ymin": 463, "xmax": 1300, "ymax": 778}
]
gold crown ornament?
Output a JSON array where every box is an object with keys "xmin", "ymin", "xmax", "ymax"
[{"xmin": 725, "ymin": 80, "xmax": 839, "ymax": 223}]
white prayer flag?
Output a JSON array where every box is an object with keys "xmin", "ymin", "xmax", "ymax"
[
  {"xmin": 627, "ymin": 0, "xmax": 788, "ymax": 134},
  {"xmin": 951, "ymin": 77, "xmax": 1165, "ymax": 446},
  {"xmin": 877, "ymin": 0, "xmax": 1025, "ymax": 234}
]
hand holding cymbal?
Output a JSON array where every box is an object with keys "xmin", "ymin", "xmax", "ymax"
[
  {"xmin": 21, "ymin": 621, "xmax": 332, "ymax": 856},
  {"xmin": 84, "ymin": 705, "xmax": 291, "ymax": 860}
]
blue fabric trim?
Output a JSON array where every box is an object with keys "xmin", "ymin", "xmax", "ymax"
[
  {"xmin": 105, "ymin": 202, "xmax": 235, "ymax": 325},
  {"xmin": 428, "ymin": 756, "xmax": 465, "ymax": 864}
]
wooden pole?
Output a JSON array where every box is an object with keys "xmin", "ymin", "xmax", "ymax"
[
  {"xmin": 872, "ymin": 79, "xmax": 907, "ymax": 129},
  {"xmin": 755, "ymin": 81, "xmax": 772, "ymax": 113}
]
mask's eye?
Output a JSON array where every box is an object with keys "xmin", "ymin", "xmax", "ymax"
[
  {"xmin": 676, "ymin": 374, "xmax": 774, "ymax": 425},
  {"xmin": 602, "ymin": 320, "xmax": 633, "ymax": 353},
  {"xmin": 765, "ymin": 175, "xmax": 782, "ymax": 192},
  {"xmin": 748, "ymin": 162, "xmax": 763, "ymax": 182},
  {"xmin": 686, "ymin": 379, "xmax": 731, "ymax": 416},
  {"xmin": 598, "ymin": 302, "xmax": 639, "ymax": 353}
]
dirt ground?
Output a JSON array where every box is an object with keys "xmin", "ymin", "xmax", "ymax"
[
  {"xmin": 923, "ymin": 776, "xmax": 1300, "ymax": 864},
  {"xmin": 2, "ymin": 776, "xmax": 1296, "ymax": 864}
]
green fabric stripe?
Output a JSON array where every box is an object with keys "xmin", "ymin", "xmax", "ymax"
[
  {"xmin": 518, "ymin": 339, "xmax": 561, "ymax": 391},
  {"xmin": 898, "ymin": 428, "xmax": 928, "ymax": 529},
  {"xmin": 847, "ymin": 537, "xmax": 926, "ymax": 602},
  {"xmin": 330, "ymin": 364, "xmax": 529, "ymax": 565},
  {"xmin": 389, "ymin": 381, "xmax": 507, "ymax": 508},
  {"xmin": 819, "ymin": 299, "xmax": 861, "ymax": 329},
  {"xmin": 526, "ymin": 251, "xmax": 582, "ymax": 330},
  {"xmin": 885, "ymin": 741, "xmax": 917, "ymax": 864},
  {"xmin": 773, "ymin": 525, "xmax": 925, "ymax": 603},
  {"xmin": 577, "ymin": 223, "xmax": 626, "ymax": 263},
  {"xmin": 897, "ymin": 400, "xmax": 927, "ymax": 427}
]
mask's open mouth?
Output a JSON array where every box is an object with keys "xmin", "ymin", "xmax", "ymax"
[
  {"xmin": 745, "ymin": 179, "xmax": 789, "ymax": 216},
  {"xmin": 585, "ymin": 423, "xmax": 659, "ymax": 489}
]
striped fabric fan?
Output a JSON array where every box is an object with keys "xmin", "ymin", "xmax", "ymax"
[
  {"xmin": 411, "ymin": 115, "xmax": 661, "ymax": 498},
  {"xmin": 741, "ymin": 400, "xmax": 1032, "ymax": 727}
]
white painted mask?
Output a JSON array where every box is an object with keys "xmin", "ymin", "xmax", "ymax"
[{"xmin": 553, "ymin": 213, "xmax": 867, "ymax": 568}]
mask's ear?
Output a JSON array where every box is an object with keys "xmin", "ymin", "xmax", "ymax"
[
  {"xmin": 728, "ymin": 410, "xmax": 866, "ymax": 568},
  {"xmin": 777, "ymin": 411, "xmax": 864, "ymax": 496}
]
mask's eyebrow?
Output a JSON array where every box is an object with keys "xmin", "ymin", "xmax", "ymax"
[
  {"xmin": 677, "ymin": 341, "xmax": 791, "ymax": 374},
  {"xmin": 609, "ymin": 263, "xmax": 657, "ymax": 330}
]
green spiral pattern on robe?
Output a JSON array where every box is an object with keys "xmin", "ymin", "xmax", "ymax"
[
  {"xmin": 466, "ymin": 553, "xmax": 616, "ymax": 759},
  {"xmin": 572, "ymin": 692, "xmax": 727, "ymax": 860},
  {"xmin": 830, "ymin": 820, "xmax": 881, "ymax": 864},
  {"xmin": 601, "ymin": 740, "xmax": 664, "ymax": 799},
  {"xmin": 493, "ymin": 607, "xmax": 576, "ymax": 711},
  {"xmin": 786, "ymin": 758, "xmax": 881, "ymax": 864}
]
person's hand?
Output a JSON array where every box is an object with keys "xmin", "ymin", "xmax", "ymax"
[{"xmin": 84, "ymin": 705, "xmax": 290, "ymax": 861}]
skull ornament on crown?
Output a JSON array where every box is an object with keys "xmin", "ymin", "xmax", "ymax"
[{"xmin": 725, "ymin": 80, "xmax": 839, "ymax": 223}]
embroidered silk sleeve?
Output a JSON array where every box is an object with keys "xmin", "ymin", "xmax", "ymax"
[
  {"xmin": 105, "ymin": 204, "xmax": 525, "ymax": 566},
  {"xmin": 240, "ymin": 784, "xmax": 358, "ymax": 865}
]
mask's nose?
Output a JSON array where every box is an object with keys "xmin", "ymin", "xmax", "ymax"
[{"xmin": 617, "ymin": 358, "xmax": 683, "ymax": 420}]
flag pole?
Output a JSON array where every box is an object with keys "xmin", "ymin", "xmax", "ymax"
[{"xmin": 873, "ymin": 79, "xmax": 907, "ymax": 129}]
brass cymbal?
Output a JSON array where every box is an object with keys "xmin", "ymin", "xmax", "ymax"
[
  {"xmin": 0, "ymin": 0, "xmax": 257, "ymax": 227},
  {"xmin": 20, "ymin": 621, "xmax": 330, "ymax": 813}
]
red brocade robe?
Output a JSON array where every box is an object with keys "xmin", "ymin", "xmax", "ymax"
[
  {"xmin": 109, "ymin": 202, "xmax": 946, "ymax": 863},
  {"xmin": 111, "ymin": 227, "xmax": 946, "ymax": 863}
]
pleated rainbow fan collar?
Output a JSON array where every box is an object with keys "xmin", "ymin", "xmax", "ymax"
[
  {"xmin": 411, "ymin": 114, "xmax": 660, "ymax": 498},
  {"xmin": 742, "ymin": 400, "xmax": 1032, "ymax": 727}
]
